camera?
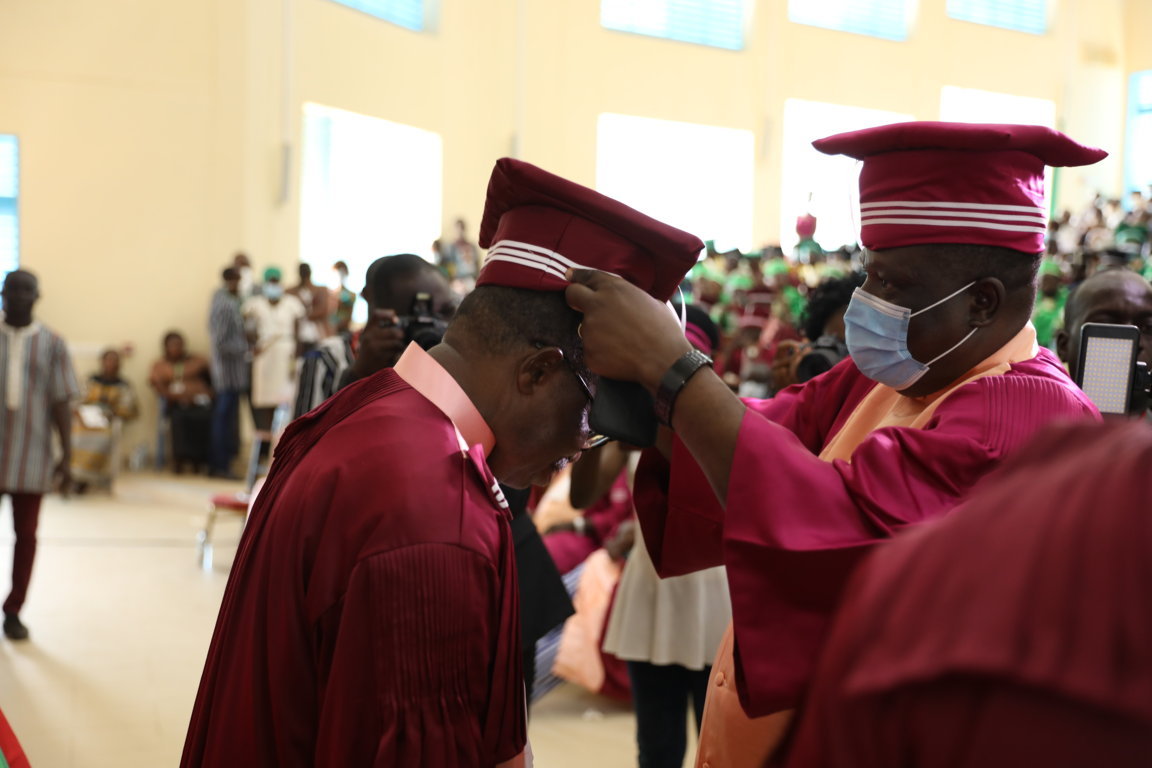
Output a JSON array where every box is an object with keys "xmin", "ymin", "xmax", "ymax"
[
  {"xmin": 794, "ymin": 334, "xmax": 849, "ymax": 383},
  {"xmin": 1075, "ymin": 323, "xmax": 1151, "ymax": 416},
  {"xmin": 389, "ymin": 292, "xmax": 449, "ymax": 351}
]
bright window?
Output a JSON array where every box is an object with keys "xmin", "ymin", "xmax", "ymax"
[
  {"xmin": 601, "ymin": 0, "xmax": 747, "ymax": 51},
  {"xmin": 327, "ymin": 0, "xmax": 424, "ymax": 31},
  {"xmin": 0, "ymin": 135, "xmax": 18, "ymax": 277},
  {"xmin": 596, "ymin": 113, "xmax": 754, "ymax": 254},
  {"xmin": 940, "ymin": 86, "xmax": 1056, "ymax": 212},
  {"xmin": 779, "ymin": 99, "xmax": 913, "ymax": 253},
  {"xmin": 947, "ymin": 0, "xmax": 1047, "ymax": 35},
  {"xmin": 788, "ymin": 0, "xmax": 911, "ymax": 41},
  {"xmin": 299, "ymin": 104, "xmax": 442, "ymax": 321},
  {"xmin": 939, "ymin": 86, "xmax": 1056, "ymax": 127},
  {"xmin": 1126, "ymin": 71, "xmax": 1152, "ymax": 200}
]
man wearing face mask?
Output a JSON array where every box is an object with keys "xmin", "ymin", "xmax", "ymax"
[
  {"xmin": 242, "ymin": 267, "xmax": 306, "ymax": 433},
  {"xmin": 566, "ymin": 122, "xmax": 1104, "ymax": 766}
]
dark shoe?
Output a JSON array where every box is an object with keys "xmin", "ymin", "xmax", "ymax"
[{"xmin": 3, "ymin": 614, "xmax": 29, "ymax": 641}]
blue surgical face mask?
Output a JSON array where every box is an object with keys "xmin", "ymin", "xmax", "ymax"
[
  {"xmin": 844, "ymin": 281, "xmax": 978, "ymax": 390},
  {"xmin": 263, "ymin": 283, "xmax": 284, "ymax": 301}
]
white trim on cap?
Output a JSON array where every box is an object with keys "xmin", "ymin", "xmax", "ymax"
[
  {"xmin": 861, "ymin": 208, "xmax": 1045, "ymax": 224},
  {"xmin": 484, "ymin": 252, "xmax": 570, "ymax": 282},
  {"xmin": 860, "ymin": 217, "xmax": 1047, "ymax": 234},
  {"xmin": 860, "ymin": 200, "xmax": 1047, "ymax": 215},
  {"xmin": 482, "ymin": 239, "xmax": 591, "ymax": 282},
  {"xmin": 495, "ymin": 239, "xmax": 585, "ymax": 268}
]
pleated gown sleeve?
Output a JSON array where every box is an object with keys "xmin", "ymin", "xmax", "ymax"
[
  {"xmin": 314, "ymin": 543, "xmax": 521, "ymax": 766},
  {"xmin": 181, "ymin": 370, "xmax": 526, "ymax": 767},
  {"xmin": 634, "ymin": 355, "xmax": 1099, "ymax": 716},
  {"xmin": 784, "ymin": 420, "xmax": 1152, "ymax": 768}
]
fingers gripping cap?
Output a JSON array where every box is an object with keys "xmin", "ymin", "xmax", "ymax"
[
  {"xmin": 812, "ymin": 121, "xmax": 1108, "ymax": 253},
  {"xmin": 477, "ymin": 158, "xmax": 704, "ymax": 302}
]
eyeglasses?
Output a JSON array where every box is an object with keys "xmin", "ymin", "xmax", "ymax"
[{"xmin": 536, "ymin": 342, "xmax": 612, "ymax": 451}]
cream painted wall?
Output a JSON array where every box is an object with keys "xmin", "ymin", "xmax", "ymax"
[{"xmin": 0, "ymin": 0, "xmax": 1139, "ymax": 454}]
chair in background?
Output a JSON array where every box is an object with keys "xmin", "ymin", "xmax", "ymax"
[{"xmin": 198, "ymin": 403, "xmax": 291, "ymax": 570}]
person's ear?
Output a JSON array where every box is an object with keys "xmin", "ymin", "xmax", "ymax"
[
  {"xmin": 969, "ymin": 278, "xmax": 1004, "ymax": 326},
  {"xmin": 1055, "ymin": 327, "xmax": 1070, "ymax": 365},
  {"xmin": 516, "ymin": 347, "xmax": 565, "ymax": 395}
]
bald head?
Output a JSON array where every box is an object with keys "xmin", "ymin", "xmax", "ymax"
[{"xmin": 1057, "ymin": 268, "xmax": 1152, "ymax": 380}]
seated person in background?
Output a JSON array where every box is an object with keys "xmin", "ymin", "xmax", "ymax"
[
  {"xmin": 72, "ymin": 348, "xmax": 138, "ymax": 493},
  {"xmin": 771, "ymin": 271, "xmax": 865, "ymax": 391},
  {"xmin": 785, "ymin": 420, "xmax": 1152, "ymax": 768},
  {"xmin": 293, "ymin": 253, "xmax": 455, "ymax": 419},
  {"xmin": 537, "ymin": 463, "xmax": 633, "ymax": 576},
  {"xmin": 149, "ymin": 331, "xmax": 213, "ymax": 474},
  {"xmin": 1056, "ymin": 266, "xmax": 1152, "ymax": 408}
]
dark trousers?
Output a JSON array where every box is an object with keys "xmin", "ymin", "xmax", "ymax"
[
  {"xmin": 209, "ymin": 389, "xmax": 241, "ymax": 473},
  {"xmin": 628, "ymin": 661, "xmax": 711, "ymax": 768},
  {"xmin": 3, "ymin": 492, "xmax": 43, "ymax": 616}
]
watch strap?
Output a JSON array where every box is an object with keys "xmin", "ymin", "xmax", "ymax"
[{"xmin": 655, "ymin": 349, "xmax": 713, "ymax": 426}]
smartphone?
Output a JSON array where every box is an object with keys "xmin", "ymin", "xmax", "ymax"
[
  {"xmin": 1075, "ymin": 323, "xmax": 1140, "ymax": 415},
  {"xmin": 588, "ymin": 378, "xmax": 658, "ymax": 447}
]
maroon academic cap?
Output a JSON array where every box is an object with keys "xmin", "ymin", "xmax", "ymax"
[
  {"xmin": 477, "ymin": 158, "xmax": 703, "ymax": 302},
  {"xmin": 813, "ymin": 122, "xmax": 1107, "ymax": 253}
]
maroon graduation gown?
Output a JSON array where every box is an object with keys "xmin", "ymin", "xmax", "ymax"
[
  {"xmin": 784, "ymin": 420, "xmax": 1152, "ymax": 767},
  {"xmin": 634, "ymin": 349, "xmax": 1097, "ymax": 717},
  {"xmin": 181, "ymin": 370, "xmax": 525, "ymax": 767}
]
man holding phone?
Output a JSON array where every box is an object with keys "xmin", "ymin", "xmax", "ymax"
[{"xmin": 568, "ymin": 122, "xmax": 1106, "ymax": 765}]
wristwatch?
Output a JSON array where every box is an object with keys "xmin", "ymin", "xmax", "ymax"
[{"xmin": 655, "ymin": 349, "xmax": 713, "ymax": 426}]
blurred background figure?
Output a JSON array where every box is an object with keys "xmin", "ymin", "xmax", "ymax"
[
  {"xmin": 329, "ymin": 260, "xmax": 356, "ymax": 337},
  {"xmin": 149, "ymin": 331, "xmax": 213, "ymax": 475},
  {"xmin": 0, "ymin": 270, "xmax": 79, "ymax": 642},
  {"xmin": 771, "ymin": 271, "xmax": 864, "ymax": 391},
  {"xmin": 242, "ymin": 267, "xmax": 304, "ymax": 433},
  {"xmin": 71, "ymin": 347, "xmax": 138, "ymax": 493},
  {"xmin": 207, "ymin": 267, "xmax": 249, "ymax": 479},
  {"xmin": 287, "ymin": 263, "xmax": 330, "ymax": 353}
]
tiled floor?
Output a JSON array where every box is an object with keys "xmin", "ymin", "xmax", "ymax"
[{"xmin": 0, "ymin": 473, "xmax": 691, "ymax": 767}]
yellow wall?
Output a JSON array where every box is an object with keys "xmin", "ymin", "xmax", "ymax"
[{"xmin": 0, "ymin": 0, "xmax": 1138, "ymax": 451}]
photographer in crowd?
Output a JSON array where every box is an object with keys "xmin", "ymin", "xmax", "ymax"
[
  {"xmin": 292, "ymin": 254, "xmax": 455, "ymax": 418},
  {"xmin": 566, "ymin": 122, "xmax": 1106, "ymax": 765}
]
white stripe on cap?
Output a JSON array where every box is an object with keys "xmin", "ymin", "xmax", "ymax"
[
  {"xmin": 482, "ymin": 239, "xmax": 591, "ymax": 282},
  {"xmin": 484, "ymin": 252, "xmax": 570, "ymax": 282},
  {"xmin": 860, "ymin": 200, "xmax": 1047, "ymax": 215},
  {"xmin": 860, "ymin": 217, "xmax": 1048, "ymax": 234},
  {"xmin": 493, "ymin": 239, "xmax": 585, "ymax": 268},
  {"xmin": 861, "ymin": 208, "xmax": 1046, "ymax": 224}
]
